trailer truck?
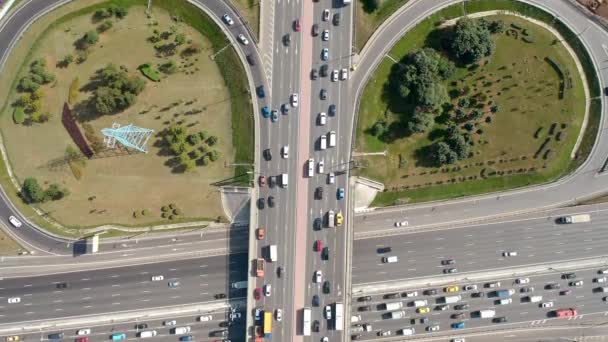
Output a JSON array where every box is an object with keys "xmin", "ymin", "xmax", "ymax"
[
  {"xmin": 255, "ymin": 258, "xmax": 265, "ymax": 277},
  {"xmin": 557, "ymin": 214, "xmax": 590, "ymax": 224}
]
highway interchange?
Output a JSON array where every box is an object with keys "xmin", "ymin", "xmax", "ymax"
[{"xmin": 1, "ymin": 0, "xmax": 608, "ymax": 341}]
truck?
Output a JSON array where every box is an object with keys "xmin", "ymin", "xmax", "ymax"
[
  {"xmin": 557, "ymin": 214, "xmax": 590, "ymax": 224},
  {"xmin": 412, "ymin": 299, "xmax": 428, "ymax": 307},
  {"xmin": 328, "ymin": 131, "xmax": 336, "ymax": 147},
  {"xmin": 390, "ymin": 311, "xmax": 406, "ymax": 319},
  {"xmin": 231, "ymin": 280, "xmax": 248, "ymax": 289},
  {"xmin": 263, "ymin": 311, "xmax": 272, "ymax": 338},
  {"xmin": 280, "ymin": 173, "xmax": 288, "ymax": 188},
  {"xmin": 255, "ymin": 258, "xmax": 265, "ymax": 277},
  {"xmin": 478, "ymin": 309, "xmax": 496, "ymax": 319},
  {"xmin": 495, "ymin": 289, "xmax": 515, "ymax": 299},
  {"xmin": 528, "ymin": 295, "xmax": 542, "ymax": 303},
  {"xmin": 442, "ymin": 295, "xmax": 462, "ymax": 304},
  {"xmin": 342, "ymin": 0, "xmax": 351, "ymax": 5},
  {"xmin": 385, "ymin": 302, "xmax": 403, "ymax": 311},
  {"xmin": 554, "ymin": 308, "xmax": 577, "ymax": 318},
  {"xmin": 334, "ymin": 303, "xmax": 344, "ymax": 331},
  {"xmin": 268, "ymin": 245, "xmax": 277, "ymax": 262}
]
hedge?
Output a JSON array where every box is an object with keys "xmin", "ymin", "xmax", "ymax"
[
  {"xmin": 138, "ymin": 63, "xmax": 161, "ymax": 82},
  {"xmin": 13, "ymin": 107, "xmax": 25, "ymax": 124}
]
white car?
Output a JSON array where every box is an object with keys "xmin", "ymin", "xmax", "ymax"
[
  {"xmin": 198, "ymin": 315, "xmax": 212, "ymax": 322},
  {"xmin": 318, "ymin": 112, "xmax": 327, "ymax": 125},
  {"xmin": 264, "ymin": 284, "xmax": 272, "ymax": 296},
  {"xmin": 275, "ymin": 309, "xmax": 282, "ymax": 321},
  {"xmin": 321, "ymin": 48, "xmax": 329, "ymax": 61},
  {"xmin": 237, "ymin": 34, "xmax": 249, "ymax": 45},
  {"xmin": 281, "ymin": 145, "xmax": 289, "ymax": 159},
  {"xmin": 379, "ymin": 330, "xmax": 392, "ymax": 336},
  {"xmin": 8, "ymin": 297, "xmax": 20, "ymax": 304},
  {"xmin": 318, "ymin": 160, "xmax": 325, "ymax": 174},
  {"xmin": 404, "ymin": 291, "xmax": 418, "ymax": 297},
  {"xmin": 77, "ymin": 329, "xmax": 91, "ymax": 335},
  {"xmin": 351, "ymin": 315, "xmax": 361, "ymax": 323},
  {"xmin": 322, "ymin": 337, "xmax": 329, "ymax": 342},
  {"xmin": 327, "ymin": 172, "xmax": 335, "ymax": 184},
  {"xmin": 541, "ymin": 301, "xmax": 554, "ymax": 308},
  {"xmin": 314, "ymin": 270, "xmax": 323, "ymax": 283},
  {"xmin": 151, "ymin": 275, "xmax": 164, "ymax": 281},
  {"xmin": 8, "ymin": 216, "xmax": 22, "ymax": 228},
  {"xmin": 331, "ymin": 69, "xmax": 339, "ymax": 82},
  {"xmin": 322, "ymin": 9, "xmax": 330, "ymax": 21},
  {"xmin": 596, "ymin": 277, "xmax": 607, "ymax": 283},
  {"xmin": 324, "ymin": 305, "xmax": 332, "ymax": 320},
  {"xmin": 427, "ymin": 325, "xmax": 440, "ymax": 332},
  {"xmin": 308, "ymin": 158, "xmax": 315, "ymax": 177},
  {"xmin": 452, "ymin": 339, "xmax": 466, "ymax": 342},
  {"xmin": 322, "ymin": 30, "xmax": 329, "ymax": 41},
  {"xmin": 340, "ymin": 68, "xmax": 348, "ymax": 80},
  {"xmin": 222, "ymin": 14, "xmax": 234, "ymax": 26},
  {"xmin": 291, "ymin": 93, "xmax": 299, "ymax": 107},
  {"xmin": 516, "ymin": 278, "xmax": 530, "ymax": 284},
  {"xmin": 394, "ymin": 221, "xmax": 408, "ymax": 227},
  {"xmin": 463, "ymin": 284, "xmax": 477, "ymax": 291},
  {"xmin": 503, "ymin": 251, "xmax": 518, "ymax": 257},
  {"xmin": 164, "ymin": 320, "xmax": 177, "ymax": 326}
]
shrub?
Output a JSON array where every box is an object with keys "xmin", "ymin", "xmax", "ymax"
[
  {"xmin": 361, "ymin": 0, "xmax": 380, "ymax": 13},
  {"xmin": 168, "ymin": 215, "xmax": 175, "ymax": 220},
  {"xmin": 485, "ymin": 116, "xmax": 492, "ymax": 123},
  {"xmin": 458, "ymin": 97, "xmax": 470, "ymax": 108},
  {"xmin": 68, "ymin": 77, "xmax": 79, "ymax": 105},
  {"xmin": 200, "ymin": 155, "xmax": 210, "ymax": 165},
  {"xmin": 161, "ymin": 212, "xmax": 169, "ymax": 218},
  {"xmin": 161, "ymin": 206, "xmax": 169, "ymax": 212},
  {"xmin": 109, "ymin": 5, "xmax": 128, "ymax": 19},
  {"xmin": 142, "ymin": 209, "xmax": 150, "ymax": 216},
  {"xmin": 13, "ymin": 107, "xmax": 25, "ymax": 124},
  {"xmin": 133, "ymin": 211, "xmax": 140, "ymax": 218},
  {"xmin": 97, "ymin": 20, "xmax": 113, "ymax": 33},
  {"xmin": 160, "ymin": 60, "xmax": 179, "ymax": 74},
  {"xmin": 138, "ymin": 63, "xmax": 161, "ymax": 82},
  {"xmin": 22, "ymin": 177, "xmax": 46, "ymax": 203},
  {"xmin": 169, "ymin": 203, "xmax": 176, "ymax": 209},
  {"xmin": 187, "ymin": 133, "xmax": 201, "ymax": 145},
  {"xmin": 464, "ymin": 123, "xmax": 474, "ymax": 131},
  {"xmin": 370, "ymin": 120, "xmax": 387, "ymax": 137},
  {"xmin": 209, "ymin": 150, "xmax": 220, "ymax": 161},
  {"xmin": 198, "ymin": 131, "xmax": 209, "ymax": 140},
  {"xmin": 94, "ymin": 8, "xmax": 112, "ymax": 20},
  {"xmin": 173, "ymin": 208, "xmax": 182, "ymax": 215},
  {"xmin": 79, "ymin": 31, "xmax": 99, "ymax": 49}
]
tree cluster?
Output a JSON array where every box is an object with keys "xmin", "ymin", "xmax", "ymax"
[
  {"xmin": 449, "ymin": 17, "xmax": 495, "ymax": 64},
  {"xmin": 18, "ymin": 59, "xmax": 55, "ymax": 93},
  {"xmin": 92, "ymin": 64, "xmax": 146, "ymax": 114},
  {"xmin": 93, "ymin": 5, "xmax": 128, "ymax": 22},
  {"xmin": 21, "ymin": 177, "xmax": 68, "ymax": 204},
  {"xmin": 430, "ymin": 125, "xmax": 470, "ymax": 166},
  {"xmin": 164, "ymin": 123, "xmax": 221, "ymax": 172},
  {"xmin": 395, "ymin": 48, "xmax": 455, "ymax": 110}
]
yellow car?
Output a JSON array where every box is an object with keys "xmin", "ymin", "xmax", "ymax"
[
  {"xmin": 445, "ymin": 285, "xmax": 460, "ymax": 293},
  {"xmin": 336, "ymin": 211, "xmax": 343, "ymax": 226},
  {"xmin": 6, "ymin": 336, "xmax": 20, "ymax": 342},
  {"xmin": 417, "ymin": 307, "xmax": 430, "ymax": 314}
]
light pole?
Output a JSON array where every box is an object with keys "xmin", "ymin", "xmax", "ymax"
[{"xmin": 210, "ymin": 41, "xmax": 234, "ymax": 61}]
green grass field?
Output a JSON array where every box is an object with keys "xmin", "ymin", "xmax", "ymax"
[{"xmin": 355, "ymin": 12, "xmax": 588, "ymax": 207}]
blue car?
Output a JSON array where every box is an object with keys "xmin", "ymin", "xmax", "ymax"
[
  {"xmin": 451, "ymin": 322, "xmax": 465, "ymax": 329},
  {"xmin": 271, "ymin": 110, "xmax": 279, "ymax": 122},
  {"xmin": 254, "ymin": 308, "xmax": 262, "ymax": 322},
  {"xmin": 110, "ymin": 333, "xmax": 126, "ymax": 341},
  {"xmin": 179, "ymin": 336, "xmax": 193, "ymax": 342},
  {"xmin": 261, "ymin": 106, "xmax": 270, "ymax": 118},
  {"xmin": 337, "ymin": 188, "xmax": 344, "ymax": 200},
  {"xmin": 256, "ymin": 85, "xmax": 265, "ymax": 98}
]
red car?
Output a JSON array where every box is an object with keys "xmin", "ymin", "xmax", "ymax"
[
  {"xmin": 259, "ymin": 176, "xmax": 266, "ymax": 187},
  {"xmin": 254, "ymin": 288, "xmax": 262, "ymax": 300},
  {"xmin": 76, "ymin": 338, "xmax": 89, "ymax": 342},
  {"xmin": 315, "ymin": 240, "xmax": 322, "ymax": 252},
  {"xmin": 294, "ymin": 18, "xmax": 301, "ymax": 32}
]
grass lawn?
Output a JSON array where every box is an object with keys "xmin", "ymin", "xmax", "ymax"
[
  {"xmin": 355, "ymin": 12, "xmax": 588, "ymax": 207},
  {"xmin": 355, "ymin": 0, "xmax": 409, "ymax": 50},
  {"xmin": 0, "ymin": 229, "xmax": 23, "ymax": 255},
  {"xmin": 0, "ymin": 0, "xmax": 252, "ymax": 228}
]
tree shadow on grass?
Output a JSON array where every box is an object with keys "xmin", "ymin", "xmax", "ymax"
[{"xmin": 414, "ymin": 144, "xmax": 438, "ymax": 168}]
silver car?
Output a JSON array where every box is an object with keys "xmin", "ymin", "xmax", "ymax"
[
  {"xmin": 322, "ymin": 30, "xmax": 329, "ymax": 41},
  {"xmin": 321, "ymin": 48, "xmax": 329, "ymax": 61}
]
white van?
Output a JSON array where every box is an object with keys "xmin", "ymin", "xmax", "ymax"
[
  {"xmin": 385, "ymin": 302, "xmax": 403, "ymax": 311},
  {"xmin": 382, "ymin": 256, "xmax": 398, "ymax": 263},
  {"xmin": 413, "ymin": 299, "xmax": 427, "ymax": 307},
  {"xmin": 329, "ymin": 131, "xmax": 336, "ymax": 147},
  {"xmin": 139, "ymin": 330, "xmax": 157, "ymax": 338},
  {"xmin": 172, "ymin": 326, "xmax": 191, "ymax": 335},
  {"xmin": 281, "ymin": 173, "xmax": 288, "ymax": 188},
  {"xmin": 307, "ymin": 158, "xmax": 315, "ymax": 177},
  {"xmin": 528, "ymin": 295, "xmax": 542, "ymax": 303},
  {"xmin": 400, "ymin": 327, "xmax": 415, "ymax": 336},
  {"xmin": 599, "ymin": 287, "xmax": 608, "ymax": 293},
  {"xmin": 269, "ymin": 245, "xmax": 277, "ymax": 262},
  {"xmin": 327, "ymin": 210, "xmax": 335, "ymax": 228},
  {"xmin": 281, "ymin": 145, "xmax": 289, "ymax": 159},
  {"xmin": 498, "ymin": 298, "xmax": 512, "ymax": 305},
  {"xmin": 320, "ymin": 135, "xmax": 327, "ymax": 150}
]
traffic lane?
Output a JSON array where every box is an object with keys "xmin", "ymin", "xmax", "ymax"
[
  {"xmin": 4, "ymin": 309, "xmax": 244, "ymax": 342},
  {"xmin": 352, "ymin": 215, "xmax": 608, "ymax": 283},
  {"xmin": 350, "ymin": 267, "xmax": 608, "ymax": 339}
]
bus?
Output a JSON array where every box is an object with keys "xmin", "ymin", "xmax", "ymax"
[
  {"xmin": 302, "ymin": 307, "xmax": 311, "ymax": 336},
  {"xmin": 334, "ymin": 303, "xmax": 344, "ymax": 331},
  {"xmin": 263, "ymin": 311, "xmax": 272, "ymax": 338}
]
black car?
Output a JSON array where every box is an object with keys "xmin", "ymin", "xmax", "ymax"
[
  {"xmin": 313, "ymin": 218, "xmax": 323, "ymax": 230},
  {"xmin": 257, "ymin": 198, "xmax": 265, "ymax": 209},
  {"xmin": 210, "ymin": 330, "xmax": 228, "ymax": 337},
  {"xmin": 268, "ymin": 196, "xmax": 275, "ymax": 208},
  {"xmin": 322, "ymin": 247, "xmax": 329, "ymax": 261},
  {"xmin": 313, "ymin": 320, "xmax": 320, "ymax": 332},
  {"xmin": 281, "ymin": 103, "xmax": 290, "ymax": 114},
  {"xmin": 56, "ymin": 282, "xmax": 70, "ymax": 289},
  {"xmin": 328, "ymin": 104, "xmax": 336, "ymax": 116},
  {"xmin": 320, "ymin": 89, "xmax": 327, "ymax": 100},
  {"xmin": 377, "ymin": 247, "xmax": 392, "ymax": 254},
  {"xmin": 323, "ymin": 280, "xmax": 331, "ymax": 294},
  {"xmin": 283, "ymin": 34, "xmax": 291, "ymax": 46},
  {"xmin": 358, "ymin": 296, "xmax": 372, "ymax": 302},
  {"xmin": 424, "ymin": 289, "xmax": 438, "ymax": 296},
  {"xmin": 520, "ymin": 286, "xmax": 534, "ymax": 293},
  {"xmin": 268, "ymin": 176, "xmax": 276, "ymax": 188},
  {"xmin": 420, "ymin": 317, "xmax": 429, "ymax": 324},
  {"xmin": 320, "ymin": 64, "xmax": 328, "ymax": 77},
  {"xmin": 441, "ymin": 259, "xmax": 455, "ymax": 265},
  {"xmin": 135, "ymin": 323, "xmax": 148, "ymax": 329},
  {"xmin": 218, "ymin": 321, "xmax": 233, "ymax": 328},
  {"xmin": 246, "ymin": 54, "xmax": 256, "ymax": 66},
  {"xmin": 315, "ymin": 187, "xmax": 323, "ymax": 199},
  {"xmin": 332, "ymin": 13, "xmax": 340, "ymax": 26},
  {"xmin": 256, "ymin": 85, "xmax": 265, "ymax": 98},
  {"xmin": 563, "ymin": 273, "xmax": 576, "ymax": 279},
  {"xmin": 493, "ymin": 316, "xmax": 508, "ymax": 323},
  {"xmin": 277, "ymin": 266, "xmax": 283, "ymax": 278},
  {"xmin": 214, "ymin": 293, "xmax": 227, "ymax": 299},
  {"xmin": 312, "ymin": 294, "xmax": 320, "ymax": 306},
  {"xmin": 312, "ymin": 23, "xmax": 319, "ymax": 36},
  {"xmin": 48, "ymin": 333, "xmax": 65, "ymax": 340},
  {"xmin": 443, "ymin": 268, "xmax": 457, "ymax": 274},
  {"xmin": 311, "ymin": 68, "xmax": 318, "ymax": 80},
  {"xmin": 452, "ymin": 312, "xmax": 466, "ymax": 319},
  {"xmin": 351, "ymin": 334, "xmax": 361, "ymax": 341},
  {"xmin": 383, "ymin": 293, "xmax": 399, "ymax": 299},
  {"xmin": 454, "ymin": 303, "xmax": 470, "ymax": 310},
  {"xmin": 472, "ymin": 291, "xmax": 485, "ymax": 298},
  {"xmin": 546, "ymin": 283, "xmax": 561, "ymax": 290},
  {"xmin": 358, "ymin": 305, "xmax": 372, "ymax": 312},
  {"xmin": 263, "ymin": 148, "xmax": 272, "ymax": 161},
  {"xmin": 604, "ymin": 87, "xmax": 608, "ymax": 96}
]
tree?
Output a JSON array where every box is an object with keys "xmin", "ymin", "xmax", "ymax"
[
  {"xmin": 207, "ymin": 136, "xmax": 218, "ymax": 146},
  {"xmin": 94, "ymin": 8, "xmax": 112, "ymax": 21},
  {"xmin": 18, "ymin": 76, "xmax": 40, "ymax": 92},
  {"xmin": 449, "ymin": 17, "xmax": 495, "ymax": 64},
  {"xmin": 488, "ymin": 20, "xmax": 505, "ymax": 34},
  {"xmin": 458, "ymin": 97, "xmax": 470, "ymax": 108},
  {"xmin": 78, "ymin": 31, "xmax": 99, "ymax": 50},
  {"xmin": 92, "ymin": 64, "xmax": 146, "ymax": 114},
  {"xmin": 370, "ymin": 120, "xmax": 387, "ymax": 137},
  {"xmin": 361, "ymin": 0, "xmax": 380, "ymax": 13},
  {"xmin": 61, "ymin": 54, "xmax": 74, "ymax": 67},
  {"xmin": 187, "ymin": 133, "xmax": 201, "ymax": 145},
  {"xmin": 407, "ymin": 110, "xmax": 434, "ymax": 134},
  {"xmin": 455, "ymin": 108, "xmax": 467, "ymax": 121},
  {"xmin": 44, "ymin": 183, "xmax": 64, "ymax": 201},
  {"xmin": 182, "ymin": 158, "xmax": 196, "ymax": 172},
  {"xmin": 471, "ymin": 109, "xmax": 484, "ymax": 120},
  {"xmin": 22, "ymin": 177, "xmax": 45, "ymax": 203},
  {"xmin": 97, "ymin": 20, "xmax": 113, "ymax": 33},
  {"xmin": 209, "ymin": 150, "xmax": 221, "ymax": 161},
  {"xmin": 174, "ymin": 33, "xmax": 187, "ymax": 46},
  {"xmin": 446, "ymin": 131, "xmax": 470, "ymax": 160},
  {"xmin": 431, "ymin": 142, "xmax": 457, "ymax": 166}
]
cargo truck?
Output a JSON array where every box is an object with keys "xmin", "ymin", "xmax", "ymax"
[
  {"xmin": 477, "ymin": 309, "xmax": 496, "ymax": 318},
  {"xmin": 442, "ymin": 295, "xmax": 462, "ymax": 304},
  {"xmin": 555, "ymin": 308, "xmax": 577, "ymax": 318},
  {"xmin": 390, "ymin": 311, "xmax": 406, "ymax": 319},
  {"xmin": 334, "ymin": 303, "xmax": 344, "ymax": 331},
  {"xmin": 255, "ymin": 258, "xmax": 265, "ymax": 277},
  {"xmin": 281, "ymin": 173, "xmax": 288, "ymax": 188},
  {"xmin": 384, "ymin": 302, "xmax": 403, "ymax": 311},
  {"xmin": 495, "ymin": 289, "xmax": 515, "ymax": 298},
  {"xmin": 528, "ymin": 295, "xmax": 542, "ymax": 303},
  {"xmin": 557, "ymin": 214, "xmax": 590, "ymax": 224}
]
